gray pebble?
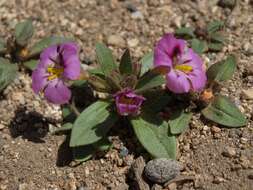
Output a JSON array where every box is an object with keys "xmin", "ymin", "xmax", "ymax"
[
  {"xmin": 144, "ymin": 158, "xmax": 180, "ymax": 184},
  {"xmin": 131, "ymin": 11, "xmax": 144, "ymax": 20},
  {"xmin": 77, "ymin": 187, "xmax": 90, "ymax": 190}
]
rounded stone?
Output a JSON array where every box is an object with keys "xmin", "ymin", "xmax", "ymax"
[{"xmin": 144, "ymin": 158, "xmax": 180, "ymax": 184}]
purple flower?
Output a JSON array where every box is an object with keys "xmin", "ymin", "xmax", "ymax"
[
  {"xmin": 32, "ymin": 42, "xmax": 81, "ymax": 104},
  {"xmin": 154, "ymin": 34, "xmax": 207, "ymax": 93},
  {"xmin": 114, "ymin": 88, "xmax": 146, "ymax": 116}
]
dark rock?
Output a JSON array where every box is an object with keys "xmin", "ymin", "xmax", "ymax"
[
  {"xmin": 218, "ymin": 0, "xmax": 236, "ymax": 9},
  {"xmin": 125, "ymin": 3, "xmax": 138, "ymax": 13},
  {"xmin": 144, "ymin": 158, "xmax": 180, "ymax": 184}
]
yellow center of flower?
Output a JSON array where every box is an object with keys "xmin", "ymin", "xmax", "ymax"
[
  {"xmin": 47, "ymin": 67, "xmax": 64, "ymax": 81},
  {"xmin": 174, "ymin": 64, "xmax": 193, "ymax": 74}
]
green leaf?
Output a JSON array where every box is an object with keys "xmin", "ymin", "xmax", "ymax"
[
  {"xmin": 0, "ymin": 58, "xmax": 18, "ymax": 92},
  {"xmin": 29, "ymin": 36, "xmax": 73, "ymax": 57},
  {"xmin": 15, "ymin": 19, "xmax": 34, "ymax": 46},
  {"xmin": 207, "ymin": 20, "xmax": 224, "ymax": 34},
  {"xmin": 131, "ymin": 114, "xmax": 176, "ymax": 159},
  {"xmin": 70, "ymin": 101, "xmax": 118, "ymax": 147},
  {"xmin": 119, "ymin": 49, "xmax": 132, "ymax": 75},
  {"xmin": 62, "ymin": 106, "xmax": 77, "ymax": 123},
  {"xmin": 23, "ymin": 59, "xmax": 38, "ymax": 71},
  {"xmin": 175, "ymin": 27, "xmax": 195, "ymax": 38},
  {"xmin": 88, "ymin": 67, "xmax": 104, "ymax": 75},
  {"xmin": 135, "ymin": 70, "xmax": 165, "ymax": 93},
  {"xmin": 73, "ymin": 145, "xmax": 94, "ymax": 162},
  {"xmin": 95, "ymin": 43, "xmax": 117, "ymax": 76},
  {"xmin": 0, "ymin": 38, "xmax": 6, "ymax": 54},
  {"xmin": 202, "ymin": 95, "xmax": 247, "ymax": 127},
  {"xmin": 169, "ymin": 111, "xmax": 192, "ymax": 135},
  {"xmin": 191, "ymin": 39, "xmax": 208, "ymax": 54},
  {"xmin": 208, "ymin": 42, "xmax": 223, "ymax": 51},
  {"xmin": 207, "ymin": 55, "xmax": 236, "ymax": 82},
  {"xmin": 140, "ymin": 52, "xmax": 154, "ymax": 76},
  {"xmin": 92, "ymin": 138, "xmax": 112, "ymax": 151},
  {"xmin": 52, "ymin": 122, "xmax": 73, "ymax": 134},
  {"xmin": 71, "ymin": 80, "xmax": 87, "ymax": 88},
  {"xmin": 209, "ymin": 33, "xmax": 226, "ymax": 43},
  {"xmin": 62, "ymin": 106, "xmax": 72, "ymax": 118}
]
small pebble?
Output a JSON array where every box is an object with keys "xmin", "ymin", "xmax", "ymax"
[
  {"xmin": 127, "ymin": 38, "xmax": 139, "ymax": 48},
  {"xmin": 213, "ymin": 176, "xmax": 226, "ymax": 184},
  {"xmin": 242, "ymin": 89, "xmax": 253, "ymax": 100},
  {"xmin": 167, "ymin": 182, "xmax": 177, "ymax": 190},
  {"xmin": 211, "ymin": 126, "xmax": 221, "ymax": 133},
  {"xmin": 222, "ymin": 146, "xmax": 236, "ymax": 157},
  {"xmin": 151, "ymin": 184, "xmax": 163, "ymax": 190},
  {"xmin": 107, "ymin": 35, "xmax": 125, "ymax": 48},
  {"xmin": 119, "ymin": 146, "xmax": 129, "ymax": 157},
  {"xmin": 131, "ymin": 11, "xmax": 144, "ymax": 19},
  {"xmin": 0, "ymin": 124, "xmax": 5, "ymax": 130},
  {"xmin": 144, "ymin": 158, "xmax": 180, "ymax": 184}
]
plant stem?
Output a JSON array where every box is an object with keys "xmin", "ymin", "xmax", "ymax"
[{"xmin": 70, "ymin": 98, "xmax": 80, "ymax": 116}]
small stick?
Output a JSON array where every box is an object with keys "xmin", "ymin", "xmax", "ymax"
[{"xmin": 164, "ymin": 175, "xmax": 195, "ymax": 187}]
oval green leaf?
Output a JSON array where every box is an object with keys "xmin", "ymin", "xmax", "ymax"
[
  {"xmin": 202, "ymin": 95, "xmax": 247, "ymax": 127},
  {"xmin": 131, "ymin": 115, "xmax": 176, "ymax": 159},
  {"xmin": 23, "ymin": 59, "xmax": 38, "ymax": 71},
  {"xmin": 0, "ymin": 58, "xmax": 18, "ymax": 92},
  {"xmin": 140, "ymin": 52, "xmax": 154, "ymax": 76},
  {"xmin": 0, "ymin": 38, "xmax": 6, "ymax": 54},
  {"xmin": 135, "ymin": 69, "xmax": 165, "ymax": 93},
  {"xmin": 191, "ymin": 39, "xmax": 208, "ymax": 54},
  {"xmin": 70, "ymin": 101, "xmax": 118, "ymax": 147},
  {"xmin": 15, "ymin": 19, "xmax": 34, "ymax": 46},
  {"xmin": 175, "ymin": 27, "xmax": 195, "ymax": 38},
  {"xmin": 207, "ymin": 55, "xmax": 236, "ymax": 82},
  {"xmin": 119, "ymin": 49, "xmax": 132, "ymax": 75},
  {"xmin": 169, "ymin": 112, "xmax": 192, "ymax": 135},
  {"xmin": 207, "ymin": 20, "xmax": 224, "ymax": 34},
  {"xmin": 95, "ymin": 43, "xmax": 117, "ymax": 76}
]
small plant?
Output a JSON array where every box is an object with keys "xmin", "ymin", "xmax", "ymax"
[
  {"xmin": 0, "ymin": 19, "xmax": 71, "ymax": 93},
  {"xmin": 175, "ymin": 20, "xmax": 226, "ymax": 54},
  {"xmin": 31, "ymin": 29, "xmax": 247, "ymax": 162}
]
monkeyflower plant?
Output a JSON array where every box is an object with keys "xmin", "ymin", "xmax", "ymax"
[
  {"xmin": 32, "ymin": 33, "xmax": 247, "ymax": 162},
  {"xmin": 0, "ymin": 19, "xmax": 72, "ymax": 93}
]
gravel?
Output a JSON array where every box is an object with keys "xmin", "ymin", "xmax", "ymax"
[{"xmin": 0, "ymin": 0, "xmax": 252, "ymax": 189}]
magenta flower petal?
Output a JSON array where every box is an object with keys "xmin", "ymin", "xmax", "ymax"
[
  {"xmin": 32, "ymin": 68, "xmax": 48, "ymax": 94},
  {"xmin": 39, "ymin": 45, "xmax": 58, "ymax": 67},
  {"xmin": 154, "ymin": 34, "xmax": 186, "ymax": 73},
  {"xmin": 114, "ymin": 88, "xmax": 145, "ymax": 116},
  {"xmin": 32, "ymin": 42, "xmax": 81, "ymax": 105},
  {"xmin": 60, "ymin": 43, "xmax": 81, "ymax": 80},
  {"xmin": 166, "ymin": 70, "xmax": 191, "ymax": 93},
  {"xmin": 60, "ymin": 42, "xmax": 78, "ymax": 55},
  {"xmin": 63, "ymin": 55, "xmax": 81, "ymax": 80},
  {"xmin": 154, "ymin": 48, "xmax": 172, "ymax": 72},
  {"xmin": 154, "ymin": 33, "xmax": 207, "ymax": 93},
  {"xmin": 44, "ymin": 80, "xmax": 71, "ymax": 104},
  {"xmin": 187, "ymin": 70, "xmax": 207, "ymax": 91},
  {"xmin": 155, "ymin": 34, "xmax": 185, "ymax": 57}
]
